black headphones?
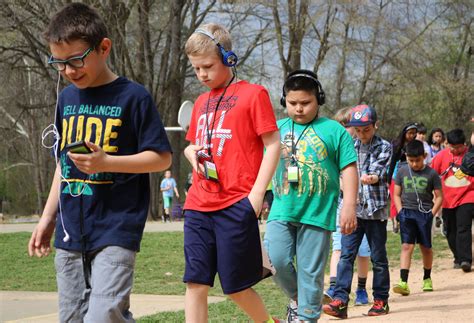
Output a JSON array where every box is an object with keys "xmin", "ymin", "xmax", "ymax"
[
  {"xmin": 194, "ymin": 28, "xmax": 238, "ymax": 67},
  {"xmin": 280, "ymin": 69, "xmax": 326, "ymax": 107}
]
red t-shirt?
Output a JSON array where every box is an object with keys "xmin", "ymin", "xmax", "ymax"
[
  {"xmin": 431, "ymin": 147, "xmax": 474, "ymax": 209},
  {"xmin": 184, "ymin": 80, "xmax": 278, "ymax": 211}
]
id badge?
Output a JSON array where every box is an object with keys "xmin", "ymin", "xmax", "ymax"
[
  {"xmin": 287, "ymin": 166, "xmax": 299, "ymax": 183},
  {"xmin": 204, "ymin": 161, "xmax": 219, "ymax": 182}
]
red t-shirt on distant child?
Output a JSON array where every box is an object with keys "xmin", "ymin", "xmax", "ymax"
[
  {"xmin": 431, "ymin": 147, "xmax": 474, "ymax": 209},
  {"xmin": 184, "ymin": 80, "xmax": 278, "ymax": 212}
]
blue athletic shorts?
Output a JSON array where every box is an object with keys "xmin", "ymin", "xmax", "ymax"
[
  {"xmin": 398, "ymin": 208, "xmax": 433, "ymax": 248},
  {"xmin": 183, "ymin": 197, "xmax": 263, "ymax": 294}
]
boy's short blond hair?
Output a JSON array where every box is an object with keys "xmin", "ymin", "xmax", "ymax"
[
  {"xmin": 333, "ymin": 107, "xmax": 352, "ymax": 126},
  {"xmin": 185, "ymin": 23, "xmax": 232, "ymax": 57}
]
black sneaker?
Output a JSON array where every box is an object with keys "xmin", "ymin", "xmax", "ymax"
[
  {"xmin": 322, "ymin": 298, "xmax": 348, "ymax": 319},
  {"xmin": 368, "ymin": 299, "xmax": 389, "ymax": 316},
  {"xmin": 453, "ymin": 262, "xmax": 462, "ymax": 269},
  {"xmin": 461, "ymin": 262, "xmax": 472, "ymax": 272}
]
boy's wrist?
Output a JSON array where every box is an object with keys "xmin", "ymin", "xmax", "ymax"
[
  {"xmin": 250, "ymin": 187, "xmax": 266, "ymax": 197},
  {"xmin": 40, "ymin": 213, "xmax": 57, "ymax": 222},
  {"xmin": 342, "ymin": 201, "xmax": 357, "ymax": 208}
]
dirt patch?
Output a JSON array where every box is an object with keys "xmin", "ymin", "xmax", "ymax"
[{"xmin": 320, "ymin": 247, "xmax": 474, "ymax": 322}]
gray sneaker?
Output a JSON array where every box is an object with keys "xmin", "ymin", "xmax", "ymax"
[{"xmin": 286, "ymin": 299, "xmax": 298, "ymax": 322}]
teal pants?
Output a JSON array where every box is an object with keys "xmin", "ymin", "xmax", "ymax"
[{"xmin": 264, "ymin": 220, "xmax": 331, "ymax": 322}]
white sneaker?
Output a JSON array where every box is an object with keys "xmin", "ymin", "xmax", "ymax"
[{"xmin": 286, "ymin": 299, "xmax": 298, "ymax": 322}]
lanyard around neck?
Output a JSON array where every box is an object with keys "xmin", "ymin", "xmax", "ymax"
[
  {"xmin": 291, "ymin": 121, "xmax": 311, "ymax": 160},
  {"xmin": 204, "ymin": 75, "xmax": 235, "ymax": 159}
]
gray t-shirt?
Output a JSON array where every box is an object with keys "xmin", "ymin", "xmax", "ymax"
[{"xmin": 394, "ymin": 163, "xmax": 442, "ymax": 211}]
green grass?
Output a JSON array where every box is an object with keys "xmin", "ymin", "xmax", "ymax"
[
  {"xmin": 0, "ymin": 230, "xmax": 450, "ymax": 321},
  {"xmin": 0, "ymin": 232, "xmax": 57, "ymax": 291}
]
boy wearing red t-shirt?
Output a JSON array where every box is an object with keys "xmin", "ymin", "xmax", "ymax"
[
  {"xmin": 182, "ymin": 23, "xmax": 281, "ymax": 322},
  {"xmin": 431, "ymin": 128, "xmax": 474, "ymax": 273}
]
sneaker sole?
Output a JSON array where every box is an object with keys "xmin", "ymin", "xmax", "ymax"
[
  {"xmin": 423, "ymin": 288, "xmax": 433, "ymax": 292},
  {"xmin": 354, "ymin": 301, "xmax": 369, "ymax": 306},
  {"xmin": 393, "ymin": 286, "xmax": 410, "ymax": 296},
  {"xmin": 366, "ymin": 311, "xmax": 389, "ymax": 316},
  {"xmin": 322, "ymin": 308, "xmax": 347, "ymax": 319}
]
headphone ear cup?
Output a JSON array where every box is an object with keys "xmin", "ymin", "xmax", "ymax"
[
  {"xmin": 280, "ymin": 85, "xmax": 286, "ymax": 107},
  {"xmin": 316, "ymin": 82, "xmax": 325, "ymax": 106},
  {"xmin": 317, "ymin": 89, "xmax": 325, "ymax": 106},
  {"xmin": 219, "ymin": 46, "xmax": 238, "ymax": 67}
]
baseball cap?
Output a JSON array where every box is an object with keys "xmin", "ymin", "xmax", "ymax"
[{"xmin": 346, "ymin": 105, "xmax": 377, "ymax": 127}]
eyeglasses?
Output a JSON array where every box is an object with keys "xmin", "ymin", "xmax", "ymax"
[{"xmin": 48, "ymin": 47, "xmax": 93, "ymax": 71}]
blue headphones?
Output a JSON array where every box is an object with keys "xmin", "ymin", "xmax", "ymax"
[{"xmin": 194, "ymin": 28, "xmax": 238, "ymax": 67}]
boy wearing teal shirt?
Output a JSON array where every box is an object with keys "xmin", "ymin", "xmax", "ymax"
[{"xmin": 264, "ymin": 70, "xmax": 358, "ymax": 322}]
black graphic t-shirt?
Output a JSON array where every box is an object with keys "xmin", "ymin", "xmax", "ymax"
[{"xmin": 54, "ymin": 77, "xmax": 171, "ymax": 252}]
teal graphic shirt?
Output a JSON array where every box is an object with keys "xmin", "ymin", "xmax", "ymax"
[{"xmin": 268, "ymin": 117, "xmax": 357, "ymax": 231}]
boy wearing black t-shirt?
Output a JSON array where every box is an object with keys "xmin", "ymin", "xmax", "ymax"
[{"xmin": 28, "ymin": 3, "xmax": 172, "ymax": 322}]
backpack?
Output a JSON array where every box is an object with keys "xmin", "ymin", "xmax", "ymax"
[{"xmin": 460, "ymin": 146, "xmax": 474, "ymax": 176}]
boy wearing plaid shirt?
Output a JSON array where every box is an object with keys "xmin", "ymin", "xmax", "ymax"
[{"xmin": 323, "ymin": 105, "xmax": 392, "ymax": 319}]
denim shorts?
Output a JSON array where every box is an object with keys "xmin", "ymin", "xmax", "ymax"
[
  {"xmin": 332, "ymin": 212, "xmax": 371, "ymax": 257},
  {"xmin": 398, "ymin": 208, "xmax": 433, "ymax": 248},
  {"xmin": 183, "ymin": 197, "xmax": 263, "ymax": 294}
]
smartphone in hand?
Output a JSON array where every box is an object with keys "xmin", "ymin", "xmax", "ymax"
[{"xmin": 65, "ymin": 141, "xmax": 92, "ymax": 154}]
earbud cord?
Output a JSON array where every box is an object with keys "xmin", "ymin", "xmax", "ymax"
[
  {"xmin": 40, "ymin": 72, "xmax": 70, "ymax": 242},
  {"xmin": 41, "ymin": 72, "xmax": 88, "ymax": 243},
  {"xmin": 407, "ymin": 166, "xmax": 432, "ymax": 214}
]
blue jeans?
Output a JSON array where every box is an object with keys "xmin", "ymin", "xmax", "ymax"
[
  {"xmin": 264, "ymin": 220, "xmax": 331, "ymax": 322},
  {"xmin": 333, "ymin": 218, "xmax": 390, "ymax": 303}
]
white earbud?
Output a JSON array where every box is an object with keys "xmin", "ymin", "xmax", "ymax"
[{"xmin": 63, "ymin": 230, "xmax": 70, "ymax": 242}]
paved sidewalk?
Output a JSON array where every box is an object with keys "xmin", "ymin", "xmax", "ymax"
[
  {"xmin": 0, "ymin": 220, "xmax": 186, "ymax": 234},
  {"xmin": 0, "ymin": 291, "xmax": 225, "ymax": 322},
  {"xmin": 0, "ymin": 220, "xmax": 269, "ymax": 234},
  {"xmin": 0, "ymin": 221, "xmax": 260, "ymax": 322}
]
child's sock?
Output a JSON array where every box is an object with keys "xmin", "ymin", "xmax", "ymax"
[
  {"xmin": 401, "ymin": 269, "xmax": 409, "ymax": 282},
  {"xmin": 357, "ymin": 276, "xmax": 367, "ymax": 290},
  {"xmin": 423, "ymin": 267, "xmax": 431, "ymax": 280},
  {"xmin": 329, "ymin": 276, "xmax": 337, "ymax": 287}
]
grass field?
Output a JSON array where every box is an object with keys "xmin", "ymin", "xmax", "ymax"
[{"xmin": 0, "ymin": 230, "xmax": 450, "ymax": 321}]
